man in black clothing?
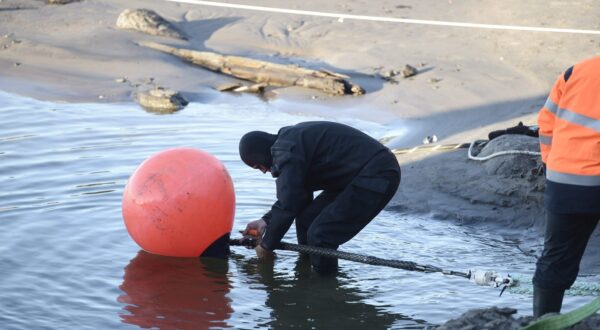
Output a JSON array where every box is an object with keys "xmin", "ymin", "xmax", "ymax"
[{"xmin": 239, "ymin": 121, "xmax": 401, "ymax": 274}]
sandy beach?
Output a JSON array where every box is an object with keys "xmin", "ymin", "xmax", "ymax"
[{"xmin": 1, "ymin": 0, "xmax": 599, "ymax": 324}]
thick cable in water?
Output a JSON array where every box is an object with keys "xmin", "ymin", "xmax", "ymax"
[
  {"xmin": 231, "ymin": 238, "xmax": 600, "ymax": 298},
  {"xmin": 231, "ymin": 237, "xmax": 470, "ymax": 279},
  {"xmin": 280, "ymin": 241, "xmax": 463, "ymax": 275}
]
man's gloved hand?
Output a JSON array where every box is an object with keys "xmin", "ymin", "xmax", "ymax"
[
  {"xmin": 243, "ymin": 218, "xmax": 267, "ymax": 237},
  {"xmin": 242, "ymin": 219, "xmax": 275, "ymax": 260}
]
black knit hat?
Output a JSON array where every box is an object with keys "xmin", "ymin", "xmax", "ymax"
[{"xmin": 239, "ymin": 131, "xmax": 277, "ymax": 168}]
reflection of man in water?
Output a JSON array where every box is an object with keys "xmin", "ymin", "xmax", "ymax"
[
  {"xmin": 239, "ymin": 121, "xmax": 401, "ymax": 274},
  {"xmin": 118, "ymin": 251, "xmax": 233, "ymax": 329},
  {"xmin": 237, "ymin": 255, "xmax": 418, "ymax": 330}
]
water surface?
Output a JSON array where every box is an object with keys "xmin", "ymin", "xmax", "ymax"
[{"xmin": 0, "ymin": 91, "xmax": 595, "ymax": 329}]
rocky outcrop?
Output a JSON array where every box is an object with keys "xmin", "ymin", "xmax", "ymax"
[{"xmin": 116, "ymin": 9, "xmax": 186, "ymax": 40}]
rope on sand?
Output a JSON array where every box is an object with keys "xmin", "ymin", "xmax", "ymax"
[
  {"xmin": 391, "ymin": 142, "xmax": 470, "ymax": 155},
  {"xmin": 467, "ymin": 139, "xmax": 541, "ymax": 161},
  {"xmin": 390, "ymin": 140, "xmax": 541, "ymax": 162},
  {"xmin": 164, "ymin": 0, "xmax": 600, "ymax": 35}
]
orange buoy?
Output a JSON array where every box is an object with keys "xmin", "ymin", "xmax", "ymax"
[{"xmin": 122, "ymin": 147, "xmax": 235, "ymax": 257}]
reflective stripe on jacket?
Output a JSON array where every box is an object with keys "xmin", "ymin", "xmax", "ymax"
[{"xmin": 538, "ymin": 56, "xmax": 600, "ymax": 187}]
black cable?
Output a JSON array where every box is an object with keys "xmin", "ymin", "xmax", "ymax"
[{"xmin": 230, "ymin": 237, "xmax": 470, "ymax": 279}]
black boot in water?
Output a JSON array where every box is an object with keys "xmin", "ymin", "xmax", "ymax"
[{"xmin": 533, "ymin": 286, "xmax": 565, "ymax": 318}]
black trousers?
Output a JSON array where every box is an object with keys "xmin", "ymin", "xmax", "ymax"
[
  {"xmin": 533, "ymin": 211, "xmax": 599, "ymax": 290},
  {"xmin": 294, "ymin": 151, "xmax": 401, "ymax": 273}
]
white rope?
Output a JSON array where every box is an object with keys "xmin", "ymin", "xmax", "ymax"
[
  {"xmin": 165, "ymin": 0, "xmax": 600, "ymax": 35},
  {"xmin": 468, "ymin": 140, "xmax": 541, "ymax": 161},
  {"xmin": 391, "ymin": 143, "xmax": 469, "ymax": 155},
  {"xmin": 469, "ymin": 270, "xmax": 600, "ymax": 296},
  {"xmin": 391, "ymin": 140, "xmax": 541, "ymax": 159},
  {"xmin": 508, "ymin": 274, "xmax": 600, "ymax": 296}
]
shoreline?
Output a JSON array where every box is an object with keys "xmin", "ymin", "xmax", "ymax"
[{"xmin": 3, "ymin": 0, "xmax": 598, "ymax": 148}]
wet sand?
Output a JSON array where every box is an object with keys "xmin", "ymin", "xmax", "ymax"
[{"xmin": 1, "ymin": 0, "xmax": 599, "ymax": 292}]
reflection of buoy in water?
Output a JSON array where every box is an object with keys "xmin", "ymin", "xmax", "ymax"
[
  {"xmin": 118, "ymin": 251, "xmax": 233, "ymax": 328},
  {"xmin": 122, "ymin": 147, "xmax": 235, "ymax": 257}
]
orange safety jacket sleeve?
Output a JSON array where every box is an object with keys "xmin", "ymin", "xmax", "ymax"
[{"xmin": 537, "ymin": 75, "xmax": 564, "ymax": 164}]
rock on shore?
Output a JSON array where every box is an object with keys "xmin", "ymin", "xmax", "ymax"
[
  {"xmin": 134, "ymin": 87, "xmax": 188, "ymax": 113},
  {"xmin": 116, "ymin": 9, "xmax": 186, "ymax": 40}
]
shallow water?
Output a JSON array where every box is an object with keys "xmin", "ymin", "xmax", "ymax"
[{"xmin": 0, "ymin": 90, "xmax": 595, "ymax": 329}]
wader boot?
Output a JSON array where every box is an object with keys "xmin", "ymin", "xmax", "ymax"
[{"xmin": 533, "ymin": 286, "xmax": 565, "ymax": 318}]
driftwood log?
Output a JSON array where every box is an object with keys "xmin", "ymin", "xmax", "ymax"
[{"xmin": 139, "ymin": 41, "xmax": 365, "ymax": 96}]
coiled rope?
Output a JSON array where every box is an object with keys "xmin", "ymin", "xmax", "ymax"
[
  {"xmin": 467, "ymin": 139, "xmax": 541, "ymax": 161},
  {"xmin": 389, "ymin": 139, "xmax": 541, "ymax": 161}
]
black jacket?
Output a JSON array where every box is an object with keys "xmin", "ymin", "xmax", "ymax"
[{"xmin": 260, "ymin": 121, "xmax": 396, "ymax": 249}]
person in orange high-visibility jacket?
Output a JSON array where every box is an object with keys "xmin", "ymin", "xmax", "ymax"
[{"xmin": 533, "ymin": 56, "xmax": 600, "ymax": 318}]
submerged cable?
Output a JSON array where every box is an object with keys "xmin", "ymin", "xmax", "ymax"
[
  {"xmin": 231, "ymin": 236, "xmax": 464, "ymax": 275},
  {"xmin": 230, "ymin": 237, "xmax": 600, "ymax": 297},
  {"xmin": 230, "ymin": 237, "xmax": 509, "ymax": 287},
  {"xmin": 279, "ymin": 241, "xmax": 460, "ymax": 276}
]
